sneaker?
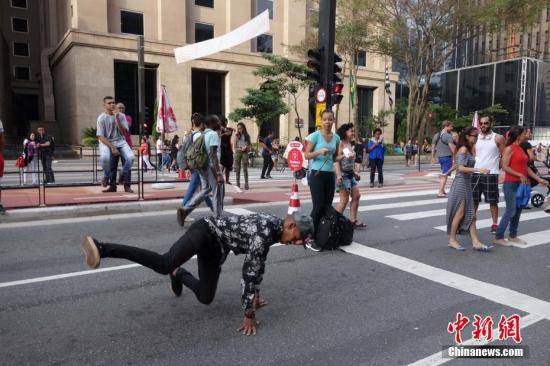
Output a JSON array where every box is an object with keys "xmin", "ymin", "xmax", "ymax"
[
  {"xmin": 266, "ymin": 175, "xmax": 273, "ymax": 179},
  {"xmin": 177, "ymin": 207, "xmax": 189, "ymax": 227},
  {"xmin": 490, "ymin": 224, "xmax": 498, "ymax": 234},
  {"xmin": 244, "ymin": 183, "xmax": 249, "ymax": 190},
  {"xmin": 507, "ymin": 237, "xmax": 527, "ymax": 245},
  {"xmin": 102, "ymin": 187, "xmax": 117, "ymax": 193},
  {"xmin": 305, "ymin": 238, "xmax": 322, "ymax": 252},
  {"xmin": 124, "ymin": 185, "xmax": 134, "ymax": 193},
  {"xmin": 82, "ymin": 236, "xmax": 101, "ymax": 269},
  {"xmin": 378, "ymin": 183, "xmax": 383, "ymax": 188},
  {"xmin": 169, "ymin": 269, "xmax": 183, "ymax": 297},
  {"xmin": 369, "ymin": 183, "xmax": 375, "ymax": 188},
  {"xmin": 493, "ymin": 238, "xmax": 511, "ymax": 247}
]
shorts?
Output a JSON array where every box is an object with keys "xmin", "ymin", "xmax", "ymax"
[
  {"xmin": 355, "ymin": 156, "xmax": 363, "ymax": 164},
  {"xmin": 405, "ymin": 154, "xmax": 412, "ymax": 161},
  {"xmin": 439, "ymin": 156, "xmax": 453, "ymax": 174},
  {"xmin": 341, "ymin": 170, "xmax": 358, "ymax": 191},
  {"xmin": 472, "ymin": 173, "xmax": 500, "ymax": 204}
]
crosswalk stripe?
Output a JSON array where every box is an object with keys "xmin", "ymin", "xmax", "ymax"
[
  {"xmin": 387, "ymin": 202, "xmax": 506, "ymax": 221},
  {"xmin": 335, "ymin": 189, "xmax": 440, "ymax": 203},
  {"xmin": 508, "ymin": 229, "xmax": 550, "ymax": 249},
  {"xmin": 358, "ymin": 198, "xmax": 446, "ymax": 212},
  {"xmin": 434, "ymin": 211, "xmax": 550, "ymax": 231}
]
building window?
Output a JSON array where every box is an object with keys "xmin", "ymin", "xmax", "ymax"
[
  {"xmin": 257, "ymin": 0, "xmax": 273, "ymax": 19},
  {"xmin": 195, "ymin": 0, "xmax": 214, "ymax": 7},
  {"xmin": 195, "ymin": 23, "xmax": 214, "ymax": 42},
  {"xmin": 13, "ymin": 42, "xmax": 29, "ymax": 57},
  {"xmin": 356, "ymin": 50, "xmax": 366, "ymax": 67},
  {"xmin": 11, "ymin": 0, "xmax": 27, "ymax": 9},
  {"xmin": 14, "ymin": 66, "xmax": 30, "ymax": 80},
  {"xmin": 256, "ymin": 34, "xmax": 273, "ymax": 53},
  {"xmin": 11, "ymin": 17, "xmax": 28, "ymax": 33},
  {"xmin": 120, "ymin": 10, "xmax": 143, "ymax": 35}
]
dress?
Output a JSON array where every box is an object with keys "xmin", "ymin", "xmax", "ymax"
[{"xmin": 446, "ymin": 152, "xmax": 475, "ymax": 235}]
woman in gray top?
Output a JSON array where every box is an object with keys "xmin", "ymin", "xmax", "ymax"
[{"xmin": 446, "ymin": 127, "xmax": 491, "ymax": 251}]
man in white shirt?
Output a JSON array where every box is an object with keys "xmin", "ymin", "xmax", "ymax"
[
  {"xmin": 156, "ymin": 137, "xmax": 164, "ymax": 171},
  {"xmin": 473, "ymin": 115, "xmax": 505, "ymax": 234}
]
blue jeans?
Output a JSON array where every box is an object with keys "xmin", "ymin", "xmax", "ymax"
[
  {"xmin": 182, "ymin": 170, "xmax": 213, "ymax": 210},
  {"xmin": 496, "ymin": 182, "xmax": 522, "ymax": 240}
]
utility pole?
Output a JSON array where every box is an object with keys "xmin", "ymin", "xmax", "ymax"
[
  {"xmin": 318, "ymin": 0, "xmax": 337, "ymax": 109},
  {"xmin": 137, "ymin": 35, "xmax": 145, "ymax": 140}
]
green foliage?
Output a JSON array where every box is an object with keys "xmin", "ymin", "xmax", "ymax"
[
  {"xmin": 393, "ymin": 98, "xmax": 408, "ymax": 142},
  {"xmin": 152, "ymin": 98, "xmax": 159, "ymax": 140},
  {"xmin": 81, "ymin": 127, "xmax": 98, "ymax": 147},
  {"xmin": 229, "ymin": 82, "xmax": 289, "ymax": 127},
  {"xmin": 361, "ymin": 110, "xmax": 391, "ymax": 138}
]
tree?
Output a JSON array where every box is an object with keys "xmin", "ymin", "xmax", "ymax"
[
  {"xmin": 362, "ymin": 109, "xmax": 391, "ymax": 138},
  {"xmin": 374, "ymin": 0, "xmax": 546, "ymax": 144},
  {"xmin": 229, "ymin": 80, "xmax": 289, "ymax": 136},
  {"xmin": 81, "ymin": 127, "xmax": 98, "ymax": 147},
  {"xmin": 253, "ymin": 54, "xmax": 316, "ymax": 139}
]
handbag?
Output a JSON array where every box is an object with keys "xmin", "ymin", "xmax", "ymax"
[
  {"xmin": 515, "ymin": 183, "xmax": 532, "ymax": 209},
  {"xmin": 15, "ymin": 155, "xmax": 27, "ymax": 168}
]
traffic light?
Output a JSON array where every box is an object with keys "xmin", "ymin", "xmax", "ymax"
[
  {"xmin": 306, "ymin": 48, "xmax": 323, "ymax": 84},
  {"xmin": 330, "ymin": 52, "xmax": 344, "ymax": 105}
]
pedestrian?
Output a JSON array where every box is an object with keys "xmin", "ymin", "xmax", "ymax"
[
  {"xmin": 36, "ymin": 126, "xmax": 55, "ymax": 184},
  {"xmin": 177, "ymin": 114, "xmax": 225, "ymax": 226},
  {"xmin": 412, "ymin": 140, "xmax": 419, "ymax": 165},
  {"xmin": 367, "ymin": 128, "xmax": 385, "ymax": 188},
  {"xmin": 422, "ymin": 138, "xmax": 431, "ymax": 154},
  {"xmin": 181, "ymin": 113, "xmax": 213, "ymax": 212},
  {"xmin": 494, "ymin": 126, "xmax": 549, "ymax": 246},
  {"xmin": 260, "ymin": 130, "xmax": 275, "ymax": 179},
  {"xmin": 336, "ymin": 123, "xmax": 365, "ymax": 229},
  {"xmin": 353, "ymin": 137, "xmax": 365, "ymax": 174},
  {"xmin": 0, "ymin": 118, "xmax": 5, "ymax": 214},
  {"xmin": 272, "ymin": 138, "xmax": 280, "ymax": 172},
  {"xmin": 115, "ymin": 103, "xmax": 132, "ymax": 185},
  {"xmin": 96, "ymin": 96, "xmax": 135, "ymax": 193},
  {"xmin": 431, "ymin": 121, "xmax": 456, "ymax": 197},
  {"xmin": 472, "ymin": 115, "xmax": 505, "ymax": 233},
  {"xmin": 304, "ymin": 109, "xmax": 342, "ymax": 251},
  {"xmin": 162, "ymin": 139, "xmax": 172, "ymax": 171},
  {"xmin": 404, "ymin": 139, "xmax": 413, "ymax": 167},
  {"xmin": 81, "ymin": 212, "xmax": 313, "ymax": 336},
  {"xmin": 170, "ymin": 135, "xmax": 179, "ymax": 172},
  {"xmin": 139, "ymin": 136, "xmax": 156, "ymax": 171},
  {"xmin": 233, "ymin": 122, "xmax": 251, "ymax": 190},
  {"xmin": 219, "ymin": 116, "xmax": 234, "ymax": 185},
  {"xmin": 446, "ymin": 127, "xmax": 491, "ymax": 251},
  {"xmin": 156, "ymin": 136, "xmax": 164, "ymax": 171},
  {"xmin": 23, "ymin": 132, "xmax": 38, "ymax": 185}
]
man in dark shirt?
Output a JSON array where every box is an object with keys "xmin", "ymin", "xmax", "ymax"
[
  {"xmin": 36, "ymin": 126, "xmax": 55, "ymax": 184},
  {"xmin": 260, "ymin": 130, "xmax": 274, "ymax": 179},
  {"xmin": 82, "ymin": 212, "xmax": 313, "ymax": 336}
]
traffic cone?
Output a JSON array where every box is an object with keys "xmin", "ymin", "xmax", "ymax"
[
  {"xmin": 178, "ymin": 169, "xmax": 186, "ymax": 181},
  {"xmin": 287, "ymin": 182, "xmax": 301, "ymax": 214}
]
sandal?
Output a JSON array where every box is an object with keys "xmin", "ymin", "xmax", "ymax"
[{"xmin": 353, "ymin": 221, "xmax": 367, "ymax": 229}]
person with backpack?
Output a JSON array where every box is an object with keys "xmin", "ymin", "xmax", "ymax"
[
  {"xmin": 81, "ymin": 212, "xmax": 314, "ymax": 336},
  {"xmin": 177, "ymin": 114, "xmax": 224, "ymax": 226},
  {"xmin": 178, "ymin": 113, "xmax": 213, "ymax": 212},
  {"xmin": 36, "ymin": 126, "xmax": 56, "ymax": 184},
  {"xmin": 494, "ymin": 126, "xmax": 549, "ymax": 246},
  {"xmin": 431, "ymin": 120, "xmax": 456, "ymax": 197}
]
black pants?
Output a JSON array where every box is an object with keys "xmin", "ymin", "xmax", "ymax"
[
  {"xmin": 308, "ymin": 170, "xmax": 335, "ymax": 238},
  {"xmin": 369, "ymin": 158, "xmax": 383, "ymax": 184},
  {"xmin": 41, "ymin": 154, "xmax": 55, "ymax": 183},
  {"xmin": 261, "ymin": 154, "xmax": 273, "ymax": 178},
  {"xmin": 98, "ymin": 220, "xmax": 222, "ymax": 304}
]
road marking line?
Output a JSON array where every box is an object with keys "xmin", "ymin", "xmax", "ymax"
[
  {"xmin": 387, "ymin": 202, "xmax": 506, "ymax": 221},
  {"xmin": 341, "ymin": 242, "xmax": 550, "ymax": 319},
  {"xmin": 434, "ymin": 211, "xmax": 550, "ymax": 231},
  {"xmin": 508, "ymin": 229, "xmax": 550, "ymax": 249},
  {"xmin": 225, "ymin": 208, "xmax": 255, "ymax": 216},
  {"xmin": 335, "ymin": 189, "xmax": 440, "ymax": 203},
  {"xmin": 359, "ymin": 198, "xmax": 446, "ymax": 212},
  {"xmin": 408, "ymin": 313, "xmax": 543, "ymax": 366}
]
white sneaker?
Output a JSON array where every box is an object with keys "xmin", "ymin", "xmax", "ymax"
[{"xmin": 507, "ymin": 237, "xmax": 527, "ymax": 245}]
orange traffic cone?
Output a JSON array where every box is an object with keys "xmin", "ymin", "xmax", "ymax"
[{"xmin": 288, "ymin": 182, "xmax": 301, "ymax": 214}]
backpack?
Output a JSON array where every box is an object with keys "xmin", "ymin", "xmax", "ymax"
[
  {"xmin": 185, "ymin": 132, "xmax": 208, "ymax": 170},
  {"xmin": 177, "ymin": 133, "xmax": 195, "ymax": 170},
  {"xmin": 315, "ymin": 206, "xmax": 354, "ymax": 250}
]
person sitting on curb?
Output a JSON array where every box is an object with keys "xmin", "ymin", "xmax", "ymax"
[{"xmin": 81, "ymin": 212, "xmax": 313, "ymax": 336}]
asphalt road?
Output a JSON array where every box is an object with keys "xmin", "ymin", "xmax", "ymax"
[{"xmin": 1, "ymin": 185, "xmax": 549, "ymax": 365}]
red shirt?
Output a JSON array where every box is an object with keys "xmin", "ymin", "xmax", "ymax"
[
  {"xmin": 139, "ymin": 142, "xmax": 149, "ymax": 156},
  {"xmin": 504, "ymin": 144, "xmax": 528, "ymax": 183}
]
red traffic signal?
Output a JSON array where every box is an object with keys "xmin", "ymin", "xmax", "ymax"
[{"xmin": 333, "ymin": 83, "xmax": 344, "ymax": 94}]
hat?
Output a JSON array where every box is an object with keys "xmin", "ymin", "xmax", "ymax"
[{"xmin": 291, "ymin": 213, "xmax": 314, "ymax": 240}]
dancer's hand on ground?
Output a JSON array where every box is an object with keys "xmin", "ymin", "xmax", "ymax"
[
  {"xmin": 238, "ymin": 316, "xmax": 259, "ymax": 336},
  {"xmin": 252, "ymin": 293, "xmax": 268, "ymax": 310}
]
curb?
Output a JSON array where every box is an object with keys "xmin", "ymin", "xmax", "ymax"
[{"xmin": 0, "ymin": 197, "xmax": 234, "ymax": 223}]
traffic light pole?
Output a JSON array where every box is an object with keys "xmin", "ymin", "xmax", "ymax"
[
  {"xmin": 137, "ymin": 35, "xmax": 145, "ymax": 199},
  {"xmin": 318, "ymin": 0, "xmax": 336, "ymax": 109}
]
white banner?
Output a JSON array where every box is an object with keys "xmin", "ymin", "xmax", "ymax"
[
  {"xmin": 174, "ymin": 10, "xmax": 270, "ymax": 64},
  {"xmin": 156, "ymin": 85, "xmax": 178, "ymax": 133}
]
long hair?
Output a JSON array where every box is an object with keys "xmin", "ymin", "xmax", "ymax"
[
  {"xmin": 337, "ymin": 123, "xmax": 354, "ymax": 141},
  {"xmin": 506, "ymin": 126, "xmax": 525, "ymax": 146},
  {"xmin": 237, "ymin": 122, "xmax": 251, "ymax": 143},
  {"xmin": 456, "ymin": 126, "xmax": 477, "ymax": 154}
]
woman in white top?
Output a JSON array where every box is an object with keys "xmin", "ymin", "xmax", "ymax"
[{"xmin": 23, "ymin": 133, "xmax": 38, "ymax": 185}]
